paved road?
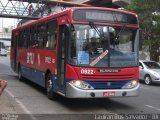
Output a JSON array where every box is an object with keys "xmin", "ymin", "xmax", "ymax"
[{"xmin": 0, "ymin": 56, "xmax": 160, "ymax": 120}]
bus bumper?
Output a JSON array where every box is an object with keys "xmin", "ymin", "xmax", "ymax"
[{"xmin": 65, "ymin": 82, "xmax": 140, "ymax": 98}]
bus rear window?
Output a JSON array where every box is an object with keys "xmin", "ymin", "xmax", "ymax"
[{"xmin": 73, "ymin": 9, "xmax": 138, "ymax": 24}]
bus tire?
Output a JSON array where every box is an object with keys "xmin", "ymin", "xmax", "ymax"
[
  {"xmin": 46, "ymin": 73, "xmax": 57, "ymax": 100},
  {"xmin": 18, "ymin": 64, "xmax": 24, "ymax": 82}
]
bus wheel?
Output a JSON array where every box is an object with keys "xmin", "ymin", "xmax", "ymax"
[
  {"xmin": 46, "ymin": 73, "xmax": 56, "ymax": 100},
  {"xmin": 18, "ymin": 65, "xmax": 24, "ymax": 82}
]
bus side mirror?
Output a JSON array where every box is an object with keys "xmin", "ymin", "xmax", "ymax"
[{"xmin": 139, "ymin": 29, "xmax": 143, "ymax": 51}]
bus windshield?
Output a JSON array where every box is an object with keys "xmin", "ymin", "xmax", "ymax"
[{"xmin": 68, "ymin": 24, "xmax": 139, "ymax": 68}]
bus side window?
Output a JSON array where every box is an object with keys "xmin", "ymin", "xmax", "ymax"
[
  {"xmin": 21, "ymin": 29, "xmax": 30, "ymax": 48},
  {"xmin": 11, "ymin": 32, "xmax": 14, "ymax": 47},
  {"xmin": 18, "ymin": 31, "xmax": 22, "ymax": 47},
  {"xmin": 21, "ymin": 30, "xmax": 25, "ymax": 47},
  {"xmin": 30, "ymin": 26, "xmax": 37, "ymax": 48},
  {"xmin": 45, "ymin": 20, "xmax": 57, "ymax": 50},
  {"xmin": 37, "ymin": 24, "xmax": 46, "ymax": 48}
]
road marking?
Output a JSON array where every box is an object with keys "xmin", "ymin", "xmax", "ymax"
[
  {"xmin": 6, "ymin": 89, "xmax": 31, "ymax": 113},
  {"xmin": 6, "ymin": 89, "xmax": 38, "ymax": 120},
  {"xmin": 145, "ymin": 105, "xmax": 160, "ymax": 111}
]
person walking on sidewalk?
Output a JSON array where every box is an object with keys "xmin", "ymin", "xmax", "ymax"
[{"xmin": 0, "ymin": 80, "xmax": 7, "ymax": 96}]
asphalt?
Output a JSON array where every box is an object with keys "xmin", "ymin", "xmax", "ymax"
[
  {"xmin": 0, "ymin": 91, "xmax": 23, "ymax": 114},
  {"xmin": 0, "ymin": 58, "xmax": 25, "ymax": 114}
]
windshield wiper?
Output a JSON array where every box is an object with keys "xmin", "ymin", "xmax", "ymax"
[
  {"xmin": 114, "ymin": 25, "xmax": 126, "ymax": 41},
  {"xmin": 89, "ymin": 22, "xmax": 105, "ymax": 41},
  {"xmin": 112, "ymin": 25, "xmax": 126, "ymax": 49}
]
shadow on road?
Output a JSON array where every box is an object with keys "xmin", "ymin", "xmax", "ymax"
[{"xmin": 56, "ymin": 97, "xmax": 133, "ymax": 113}]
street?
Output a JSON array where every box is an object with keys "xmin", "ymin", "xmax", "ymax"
[{"xmin": 0, "ymin": 56, "xmax": 160, "ymax": 120}]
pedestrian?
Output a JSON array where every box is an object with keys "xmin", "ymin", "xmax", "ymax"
[
  {"xmin": 28, "ymin": 4, "xmax": 33, "ymax": 16},
  {"xmin": 47, "ymin": 5, "xmax": 52, "ymax": 15},
  {"xmin": 40, "ymin": 6, "xmax": 44, "ymax": 17},
  {"xmin": 0, "ymin": 80, "xmax": 7, "ymax": 96}
]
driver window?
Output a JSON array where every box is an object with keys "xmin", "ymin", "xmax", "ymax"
[{"xmin": 85, "ymin": 37, "xmax": 101, "ymax": 55}]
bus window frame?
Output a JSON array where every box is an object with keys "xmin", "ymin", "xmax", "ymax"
[
  {"xmin": 45, "ymin": 19, "xmax": 58, "ymax": 51},
  {"xmin": 37, "ymin": 23, "xmax": 46, "ymax": 48},
  {"xmin": 29, "ymin": 25, "xmax": 38, "ymax": 48},
  {"xmin": 24, "ymin": 28, "xmax": 30, "ymax": 48}
]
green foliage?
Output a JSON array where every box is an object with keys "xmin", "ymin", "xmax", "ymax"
[{"xmin": 126, "ymin": 0, "xmax": 160, "ymax": 61}]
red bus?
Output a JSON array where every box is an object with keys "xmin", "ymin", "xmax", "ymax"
[{"xmin": 11, "ymin": 7, "xmax": 140, "ymax": 99}]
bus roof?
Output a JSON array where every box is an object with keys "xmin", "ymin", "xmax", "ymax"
[{"xmin": 13, "ymin": 7, "xmax": 138, "ymax": 31}]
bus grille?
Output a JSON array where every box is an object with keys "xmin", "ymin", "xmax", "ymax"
[
  {"xmin": 86, "ymin": 80, "xmax": 129, "ymax": 89},
  {"xmin": 81, "ymin": 74, "xmax": 135, "ymax": 80}
]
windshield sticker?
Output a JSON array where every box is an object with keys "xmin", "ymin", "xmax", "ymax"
[
  {"xmin": 97, "ymin": 48, "xmax": 104, "ymax": 53},
  {"xmin": 90, "ymin": 50, "xmax": 109, "ymax": 66},
  {"xmin": 78, "ymin": 51, "xmax": 89, "ymax": 64}
]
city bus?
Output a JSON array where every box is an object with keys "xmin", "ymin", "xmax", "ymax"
[{"xmin": 11, "ymin": 7, "xmax": 140, "ymax": 99}]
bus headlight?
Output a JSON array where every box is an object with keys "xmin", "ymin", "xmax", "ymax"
[
  {"xmin": 69, "ymin": 80, "xmax": 94, "ymax": 90},
  {"xmin": 122, "ymin": 80, "xmax": 138, "ymax": 89}
]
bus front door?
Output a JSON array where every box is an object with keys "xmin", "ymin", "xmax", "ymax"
[{"xmin": 57, "ymin": 25, "xmax": 68, "ymax": 93}]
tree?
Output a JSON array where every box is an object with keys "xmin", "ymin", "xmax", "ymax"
[{"xmin": 126, "ymin": 0, "xmax": 160, "ymax": 62}]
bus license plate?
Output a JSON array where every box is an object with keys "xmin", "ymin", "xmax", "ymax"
[{"xmin": 103, "ymin": 92, "xmax": 115, "ymax": 97}]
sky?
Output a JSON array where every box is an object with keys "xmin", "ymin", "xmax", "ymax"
[
  {"xmin": 0, "ymin": 18, "xmax": 18, "ymax": 28},
  {"xmin": 0, "ymin": 0, "xmax": 24, "ymax": 28}
]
